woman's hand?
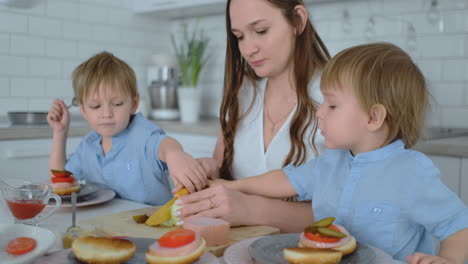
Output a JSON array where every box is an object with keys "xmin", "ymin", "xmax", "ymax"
[
  {"xmin": 174, "ymin": 184, "xmax": 256, "ymax": 227},
  {"xmin": 47, "ymin": 99, "xmax": 70, "ymax": 134},
  {"xmin": 166, "ymin": 151, "xmax": 208, "ymax": 193},
  {"xmin": 407, "ymin": 253, "xmax": 456, "ymax": 264}
]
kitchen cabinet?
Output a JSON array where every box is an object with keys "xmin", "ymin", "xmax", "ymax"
[
  {"xmin": 427, "ymin": 155, "xmax": 468, "ymax": 205},
  {"xmin": 0, "ymin": 137, "xmax": 81, "ymax": 183},
  {"xmin": 133, "ymin": 0, "xmax": 341, "ymax": 18}
]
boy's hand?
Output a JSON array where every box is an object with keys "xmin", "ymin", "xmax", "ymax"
[
  {"xmin": 47, "ymin": 99, "xmax": 70, "ymax": 133},
  {"xmin": 407, "ymin": 253, "xmax": 455, "ymax": 264},
  {"xmin": 166, "ymin": 151, "xmax": 208, "ymax": 193},
  {"xmin": 196, "ymin": 157, "xmax": 219, "ymax": 179}
]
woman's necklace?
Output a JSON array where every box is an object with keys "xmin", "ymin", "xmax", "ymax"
[{"xmin": 264, "ymin": 89, "xmax": 297, "ymax": 135}]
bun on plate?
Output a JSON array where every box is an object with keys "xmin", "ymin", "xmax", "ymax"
[
  {"xmin": 284, "ymin": 247, "xmax": 342, "ymax": 264},
  {"xmin": 49, "ymin": 169, "xmax": 80, "ymax": 195},
  {"xmin": 284, "ymin": 217, "xmax": 357, "ymax": 264},
  {"xmin": 145, "ymin": 228, "xmax": 206, "ymax": 264},
  {"xmin": 71, "ymin": 236, "xmax": 136, "ymax": 264}
]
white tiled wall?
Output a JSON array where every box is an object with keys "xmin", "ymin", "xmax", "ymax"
[
  {"xmin": 0, "ymin": 0, "xmax": 171, "ymax": 115},
  {"xmin": 170, "ymin": 0, "xmax": 468, "ymax": 128}
]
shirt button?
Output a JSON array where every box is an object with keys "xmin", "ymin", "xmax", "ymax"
[
  {"xmin": 127, "ymin": 163, "xmax": 131, "ymax": 170},
  {"xmin": 373, "ymin": 207, "xmax": 382, "ymax": 214}
]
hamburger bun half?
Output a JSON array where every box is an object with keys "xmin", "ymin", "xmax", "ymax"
[
  {"xmin": 284, "ymin": 247, "xmax": 342, "ymax": 264},
  {"xmin": 145, "ymin": 238, "xmax": 206, "ymax": 264},
  {"xmin": 52, "ymin": 184, "xmax": 80, "ymax": 196},
  {"xmin": 71, "ymin": 236, "xmax": 136, "ymax": 264}
]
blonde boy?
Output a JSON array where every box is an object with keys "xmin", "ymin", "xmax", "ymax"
[
  {"xmin": 224, "ymin": 43, "xmax": 468, "ymax": 263},
  {"xmin": 48, "ymin": 52, "xmax": 207, "ymax": 205}
]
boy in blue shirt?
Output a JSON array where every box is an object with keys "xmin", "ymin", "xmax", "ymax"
[
  {"xmin": 222, "ymin": 43, "xmax": 468, "ymax": 263},
  {"xmin": 47, "ymin": 51, "xmax": 208, "ymax": 205}
]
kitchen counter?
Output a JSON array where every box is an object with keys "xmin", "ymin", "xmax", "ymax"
[
  {"xmin": 0, "ymin": 116, "xmax": 219, "ymax": 140},
  {"xmin": 1, "ymin": 116, "xmax": 467, "ymax": 158}
]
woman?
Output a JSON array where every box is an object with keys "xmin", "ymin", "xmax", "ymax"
[{"xmin": 174, "ymin": 0, "xmax": 330, "ymax": 232}]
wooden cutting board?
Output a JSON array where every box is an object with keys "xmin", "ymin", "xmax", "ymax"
[{"xmin": 78, "ymin": 206, "xmax": 280, "ymax": 257}]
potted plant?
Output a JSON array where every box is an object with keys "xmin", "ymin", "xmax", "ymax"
[{"xmin": 172, "ymin": 22, "xmax": 209, "ymax": 123}]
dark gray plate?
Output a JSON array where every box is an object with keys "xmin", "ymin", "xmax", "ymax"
[
  {"xmin": 249, "ymin": 233, "xmax": 376, "ymax": 264},
  {"xmin": 67, "ymin": 238, "xmax": 154, "ymax": 264},
  {"xmin": 60, "ymin": 183, "xmax": 99, "ymax": 199}
]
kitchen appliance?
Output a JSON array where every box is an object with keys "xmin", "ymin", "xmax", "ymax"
[
  {"xmin": 148, "ymin": 65, "xmax": 180, "ymax": 120},
  {"xmin": 8, "ymin": 111, "xmax": 48, "ymax": 125}
]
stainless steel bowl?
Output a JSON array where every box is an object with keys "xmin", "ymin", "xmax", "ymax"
[{"xmin": 8, "ymin": 111, "xmax": 48, "ymax": 125}]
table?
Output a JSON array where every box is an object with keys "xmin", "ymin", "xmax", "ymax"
[{"xmin": 0, "ymin": 198, "xmax": 403, "ymax": 264}]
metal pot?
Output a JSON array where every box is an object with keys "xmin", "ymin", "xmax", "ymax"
[{"xmin": 8, "ymin": 111, "xmax": 48, "ymax": 125}]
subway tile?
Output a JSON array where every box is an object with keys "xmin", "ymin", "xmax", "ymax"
[
  {"xmin": 430, "ymin": 82, "xmax": 465, "ymax": 106},
  {"xmin": 28, "ymin": 97, "xmax": 54, "ymax": 111},
  {"xmin": 441, "ymin": 10, "xmax": 467, "ymax": 33},
  {"xmin": 79, "ymin": 4, "xmax": 109, "ymax": 24},
  {"xmin": 418, "ymin": 35, "xmax": 465, "ymax": 57},
  {"xmin": 46, "ymin": 0, "xmax": 79, "ymax": 20},
  {"xmin": 440, "ymin": 108, "xmax": 468, "ymax": 128},
  {"xmin": 10, "ymin": 35, "xmax": 45, "ymax": 56},
  {"xmin": 28, "ymin": 58, "xmax": 61, "ymax": 77},
  {"xmin": 63, "ymin": 22, "xmax": 92, "ymax": 40},
  {"xmin": 417, "ymin": 59, "xmax": 443, "ymax": 81},
  {"xmin": 45, "ymin": 79, "xmax": 73, "ymax": 97},
  {"xmin": 92, "ymin": 25, "xmax": 121, "ymax": 42},
  {"xmin": 81, "ymin": 0, "xmax": 124, "ymax": 8},
  {"xmin": 0, "ymin": 78, "xmax": 9, "ymax": 96},
  {"xmin": 442, "ymin": 60, "xmax": 467, "ymax": 81},
  {"xmin": 0, "ymin": 33, "xmax": 9, "ymax": 52},
  {"xmin": 29, "ymin": 16, "xmax": 62, "ymax": 38},
  {"xmin": 5, "ymin": 0, "xmax": 46, "ymax": 15},
  {"xmin": 46, "ymin": 39, "xmax": 77, "ymax": 58},
  {"xmin": 62, "ymin": 59, "xmax": 81, "ymax": 79},
  {"xmin": 11, "ymin": 78, "xmax": 45, "ymax": 97},
  {"xmin": 0, "ymin": 12, "xmax": 28, "ymax": 33},
  {"xmin": 120, "ymin": 30, "xmax": 146, "ymax": 46},
  {"xmin": 0, "ymin": 55, "xmax": 27, "ymax": 75},
  {"xmin": 77, "ymin": 42, "xmax": 109, "ymax": 59},
  {"xmin": 0, "ymin": 98, "xmax": 28, "ymax": 113}
]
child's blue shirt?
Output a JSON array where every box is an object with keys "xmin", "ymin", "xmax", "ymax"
[
  {"xmin": 284, "ymin": 139, "xmax": 468, "ymax": 261},
  {"xmin": 65, "ymin": 113, "xmax": 172, "ymax": 205}
]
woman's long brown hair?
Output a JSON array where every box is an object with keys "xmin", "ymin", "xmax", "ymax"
[{"xmin": 219, "ymin": 0, "xmax": 330, "ymax": 180}]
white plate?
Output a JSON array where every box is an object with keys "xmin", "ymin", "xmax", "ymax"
[
  {"xmin": 0, "ymin": 224, "xmax": 56, "ymax": 264},
  {"xmin": 50, "ymin": 189, "xmax": 116, "ymax": 208}
]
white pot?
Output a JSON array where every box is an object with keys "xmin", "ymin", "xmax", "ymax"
[{"xmin": 177, "ymin": 86, "xmax": 201, "ymax": 123}]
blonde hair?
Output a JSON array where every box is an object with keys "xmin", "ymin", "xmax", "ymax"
[
  {"xmin": 72, "ymin": 51, "xmax": 137, "ymax": 104},
  {"xmin": 321, "ymin": 42, "xmax": 429, "ymax": 148}
]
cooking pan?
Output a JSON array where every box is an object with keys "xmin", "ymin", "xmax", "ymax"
[{"xmin": 8, "ymin": 111, "xmax": 48, "ymax": 125}]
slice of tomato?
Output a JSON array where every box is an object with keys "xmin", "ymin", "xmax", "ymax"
[
  {"xmin": 6, "ymin": 237, "xmax": 37, "ymax": 255},
  {"xmin": 158, "ymin": 228, "xmax": 195, "ymax": 248},
  {"xmin": 51, "ymin": 169, "xmax": 72, "ymax": 178},
  {"xmin": 304, "ymin": 224, "xmax": 342, "ymax": 243},
  {"xmin": 51, "ymin": 176, "xmax": 75, "ymax": 183}
]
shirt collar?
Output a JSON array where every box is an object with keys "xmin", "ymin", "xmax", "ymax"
[
  {"xmin": 346, "ymin": 139, "xmax": 405, "ymax": 163},
  {"xmin": 86, "ymin": 113, "xmax": 141, "ymax": 152}
]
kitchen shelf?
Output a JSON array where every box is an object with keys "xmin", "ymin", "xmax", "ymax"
[{"xmin": 133, "ymin": 0, "xmax": 346, "ymax": 19}]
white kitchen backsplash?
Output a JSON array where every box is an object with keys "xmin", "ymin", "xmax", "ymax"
[
  {"xmin": 0, "ymin": 0, "xmax": 171, "ymax": 115},
  {"xmin": 0, "ymin": 0, "xmax": 467, "ymax": 128},
  {"xmin": 170, "ymin": 0, "xmax": 468, "ymax": 128}
]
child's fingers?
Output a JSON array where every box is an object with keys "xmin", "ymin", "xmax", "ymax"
[
  {"xmin": 171, "ymin": 185, "xmax": 184, "ymax": 194},
  {"xmin": 176, "ymin": 175, "xmax": 195, "ymax": 194}
]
